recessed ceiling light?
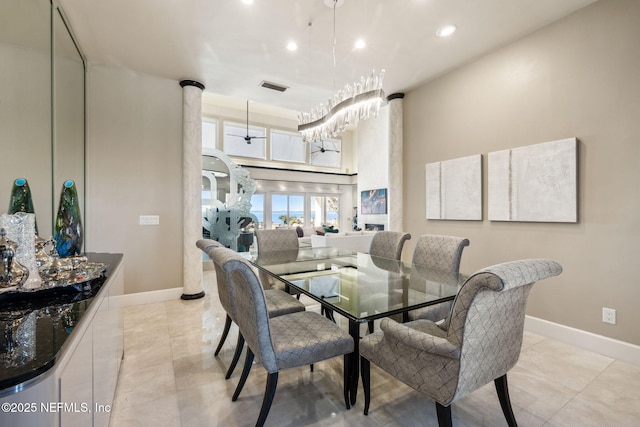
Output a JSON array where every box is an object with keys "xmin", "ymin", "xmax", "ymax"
[
  {"xmin": 286, "ymin": 41, "xmax": 298, "ymax": 51},
  {"xmin": 354, "ymin": 39, "xmax": 366, "ymax": 49},
  {"xmin": 241, "ymin": 0, "xmax": 254, "ymax": 5},
  {"xmin": 436, "ymin": 25, "xmax": 456, "ymax": 38}
]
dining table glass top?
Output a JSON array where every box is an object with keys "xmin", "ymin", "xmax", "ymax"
[{"xmin": 249, "ymin": 246, "xmax": 464, "ymax": 324}]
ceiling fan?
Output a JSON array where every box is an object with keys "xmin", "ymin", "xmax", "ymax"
[
  {"xmin": 227, "ymin": 100, "xmax": 266, "ymax": 144},
  {"xmin": 311, "ymin": 140, "xmax": 340, "ymax": 154}
]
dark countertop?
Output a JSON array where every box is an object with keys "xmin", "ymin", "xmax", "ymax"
[{"xmin": 0, "ymin": 253, "xmax": 123, "ymax": 392}]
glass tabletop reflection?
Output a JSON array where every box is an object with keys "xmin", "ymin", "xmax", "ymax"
[{"xmin": 249, "ymin": 247, "xmax": 463, "ymax": 324}]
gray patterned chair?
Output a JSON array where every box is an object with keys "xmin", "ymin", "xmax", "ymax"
[
  {"xmin": 365, "ymin": 231, "xmax": 411, "ymax": 332},
  {"xmin": 255, "ymin": 229, "xmax": 300, "ymax": 293},
  {"xmin": 406, "ymin": 234, "xmax": 470, "ymax": 322},
  {"xmin": 217, "ymin": 251, "xmax": 355, "ymax": 427},
  {"xmin": 368, "ymin": 231, "xmax": 412, "ymax": 260},
  {"xmin": 196, "ymin": 239, "xmax": 305, "ymax": 379},
  {"xmin": 359, "ymin": 259, "xmax": 562, "ymax": 427}
]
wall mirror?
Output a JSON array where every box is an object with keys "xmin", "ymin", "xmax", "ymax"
[
  {"xmin": 0, "ymin": 0, "xmax": 52, "ymax": 236},
  {"xmin": 53, "ymin": 6, "xmax": 86, "ymax": 238},
  {"xmin": 0, "ymin": 1, "xmax": 85, "ymax": 242}
]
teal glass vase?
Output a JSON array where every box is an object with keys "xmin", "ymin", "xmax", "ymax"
[
  {"xmin": 8, "ymin": 178, "xmax": 38, "ymax": 235},
  {"xmin": 54, "ymin": 180, "xmax": 83, "ymax": 257}
]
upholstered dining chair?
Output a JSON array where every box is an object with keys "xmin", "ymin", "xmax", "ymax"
[
  {"xmin": 364, "ymin": 231, "xmax": 411, "ymax": 332},
  {"xmin": 368, "ymin": 231, "xmax": 412, "ymax": 260},
  {"xmin": 359, "ymin": 259, "xmax": 562, "ymax": 427},
  {"xmin": 196, "ymin": 239, "xmax": 304, "ymax": 379},
  {"xmin": 215, "ymin": 250, "xmax": 355, "ymax": 427},
  {"xmin": 406, "ymin": 234, "xmax": 470, "ymax": 322},
  {"xmin": 254, "ymin": 229, "xmax": 300, "ymax": 293}
]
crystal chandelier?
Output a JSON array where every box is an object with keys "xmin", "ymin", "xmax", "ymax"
[{"xmin": 298, "ymin": 0, "xmax": 385, "ymax": 142}]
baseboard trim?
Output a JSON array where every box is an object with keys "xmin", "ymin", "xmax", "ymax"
[
  {"xmin": 115, "ymin": 287, "xmax": 184, "ymax": 308},
  {"xmin": 525, "ymin": 315, "xmax": 640, "ymax": 367}
]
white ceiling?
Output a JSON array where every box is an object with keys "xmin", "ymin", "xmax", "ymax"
[{"xmin": 59, "ymin": 0, "xmax": 597, "ymax": 116}]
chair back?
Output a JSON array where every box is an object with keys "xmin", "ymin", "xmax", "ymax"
[
  {"xmin": 255, "ymin": 229, "xmax": 300, "ymax": 267},
  {"xmin": 411, "ymin": 234, "xmax": 469, "ymax": 273},
  {"xmin": 196, "ymin": 238, "xmax": 224, "ymax": 253},
  {"xmin": 221, "ymin": 256, "xmax": 279, "ymax": 373},
  {"xmin": 444, "ymin": 259, "xmax": 562, "ymax": 399},
  {"xmin": 369, "ymin": 231, "xmax": 411, "ymax": 260},
  {"xmin": 201, "ymin": 242, "xmax": 244, "ymax": 321},
  {"xmin": 255, "ymin": 229, "xmax": 299, "ymax": 252}
]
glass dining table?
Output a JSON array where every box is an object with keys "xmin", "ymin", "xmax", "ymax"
[{"xmin": 248, "ymin": 246, "xmax": 464, "ymax": 405}]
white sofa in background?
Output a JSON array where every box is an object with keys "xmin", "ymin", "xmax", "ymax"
[
  {"xmin": 296, "ymin": 226, "xmax": 317, "ymax": 247},
  {"xmin": 310, "ymin": 230, "xmax": 377, "ymax": 253}
]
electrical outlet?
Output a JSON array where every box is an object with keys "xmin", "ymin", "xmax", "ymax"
[
  {"xmin": 139, "ymin": 215, "xmax": 160, "ymax": 225},
  {"xmin": 602, "ymin": 307, "xmax": 616, "ymax": 325}
]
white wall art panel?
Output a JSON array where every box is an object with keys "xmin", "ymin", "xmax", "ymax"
[
  {"xmin": 488, "ymin": 137, "xmax": 577, "ymax": 222},
  {"xmin": 426, "ymin": 154, "xmax": 482, "ymax": 220}
]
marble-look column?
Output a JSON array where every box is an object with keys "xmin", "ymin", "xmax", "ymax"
[
  {"xmin": 180, "ymin": 80, "xmax": 205, "ymax": 300},
  {"xmin": 387, "ymin": 93, "xmax": 404, "ymax": 232}
]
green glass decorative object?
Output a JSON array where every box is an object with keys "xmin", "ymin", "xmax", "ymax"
[
  {"xmin": 8, "ymin": 178, "xmax": 38, "ymax": 235},
  {"xmin": 54, "ymin": 180, "xmax": 83, "ymax": 257}
]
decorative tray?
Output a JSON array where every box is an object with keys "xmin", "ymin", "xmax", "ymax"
[{"xmin": 0, "ymin": 262, "xmax": 108, "ymax": 302}]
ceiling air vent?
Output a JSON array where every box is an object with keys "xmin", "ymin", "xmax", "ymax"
[{"xmin": 260, "ymin": 80, "xmax": 288, "ymax": 92}]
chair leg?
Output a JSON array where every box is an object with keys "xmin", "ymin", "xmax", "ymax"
[
  {"xmin": 323, "ymin": 308, "xmax": 336, "ymax": 323},
  {"xmin": 232, "ymin": 348, "xmax": 254, "ymax": 401},
  {"xmin": 343, "ymin": 354, "xmax": 351, "ymax": 410},
  {"xmin": 225, "ymin": 333, "xmax": 245, "ymax": 379},
  {"xmin": 361, "ymin": 356, "xmax": 370, "ymax": 415},
  {"xmin": 215, "ymin": 314, "xmax": 233, "ymax": 356},
  {"xmin": 256, "ymin": 372, "xmax": 279, "ymax": 427},
  {"xmin": 495, "ymin": 374, "xmax": 517, "ymax": 427},
  {"xmin": 435, "ymin": 402, "xmax": 453, "ymax": 427}
]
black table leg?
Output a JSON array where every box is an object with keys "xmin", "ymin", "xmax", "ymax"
[{"xmin": 348, "ymin": 320, "xmax": 360, "ymax": 405}]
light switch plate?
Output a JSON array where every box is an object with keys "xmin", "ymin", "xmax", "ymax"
[{"xmin": 139, "ymin": 215, "xmax": 160, "ymax": 225}]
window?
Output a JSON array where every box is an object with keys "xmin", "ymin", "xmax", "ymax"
[
  {"xmin": 202, "ymin": 119, "xmax": 217, "ymax": 151},
  {"xmin": 250, "ymin": 194, "xmax": 265, "ymax": 229},
  {"xmin": 311, "ymin": 195, "xmax": 340, "ymax": 227},
  {"xmin": 271, "ymin": 194, "xmax": 305, "ymax": 228},
  {"xmin": 223, "ymin": 121, "xmax": 266, "ymax": 159},
  {"xmin": 271, "ymin": 129, "xmax": 305, "ymax": 163},
  {"xmin": 309, "ymin": 139, "xmax": 341, "ymax": 168}
]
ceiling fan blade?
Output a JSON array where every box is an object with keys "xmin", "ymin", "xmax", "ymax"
[{"xmin": 227, "ymin": 134, "xmax": 246, "ymax": 138}]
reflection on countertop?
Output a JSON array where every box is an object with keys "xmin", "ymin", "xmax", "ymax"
[{"xmin": 0, "ymin": 253, "xmax": 120, "ymax": 392}]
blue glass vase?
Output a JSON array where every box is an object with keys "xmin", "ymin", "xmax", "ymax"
[
  {"xmin": 54, "ymin": 180, "xmax": 83, "ymax": 257},
  {"xmin": 8, "ymin": 178, "xmax": 38, "ymax": 235}
]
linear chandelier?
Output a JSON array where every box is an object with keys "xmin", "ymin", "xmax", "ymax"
[{"xmin": 298, "ymin": 0, "xmax": 385, "ymax": 142}]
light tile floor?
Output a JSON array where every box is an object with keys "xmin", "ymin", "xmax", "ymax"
[{"xmin": 109, "ymin": 270, "xmax": 640, "ymax": 427}]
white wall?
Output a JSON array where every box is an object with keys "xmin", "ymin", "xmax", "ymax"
[
  {"xmin": 356, "ymin": 105, "xmax": 390, "ymax": 230},
  {"xmin": 86, "ymin": 65, "xmax": 183, "ymax": 294}
]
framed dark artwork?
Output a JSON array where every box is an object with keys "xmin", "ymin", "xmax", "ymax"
[{"xmin": 361, "ymin": 188, "xmax": 387, "ymax": 214}]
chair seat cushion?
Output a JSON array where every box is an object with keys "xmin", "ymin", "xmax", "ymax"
[
  {"xmin": 264, "ymin": 289, "xmax": 305, "ymax": 317},
  {"xmin": 269, "ymin": 311, "xmax": 354, "ymax": 371}
]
